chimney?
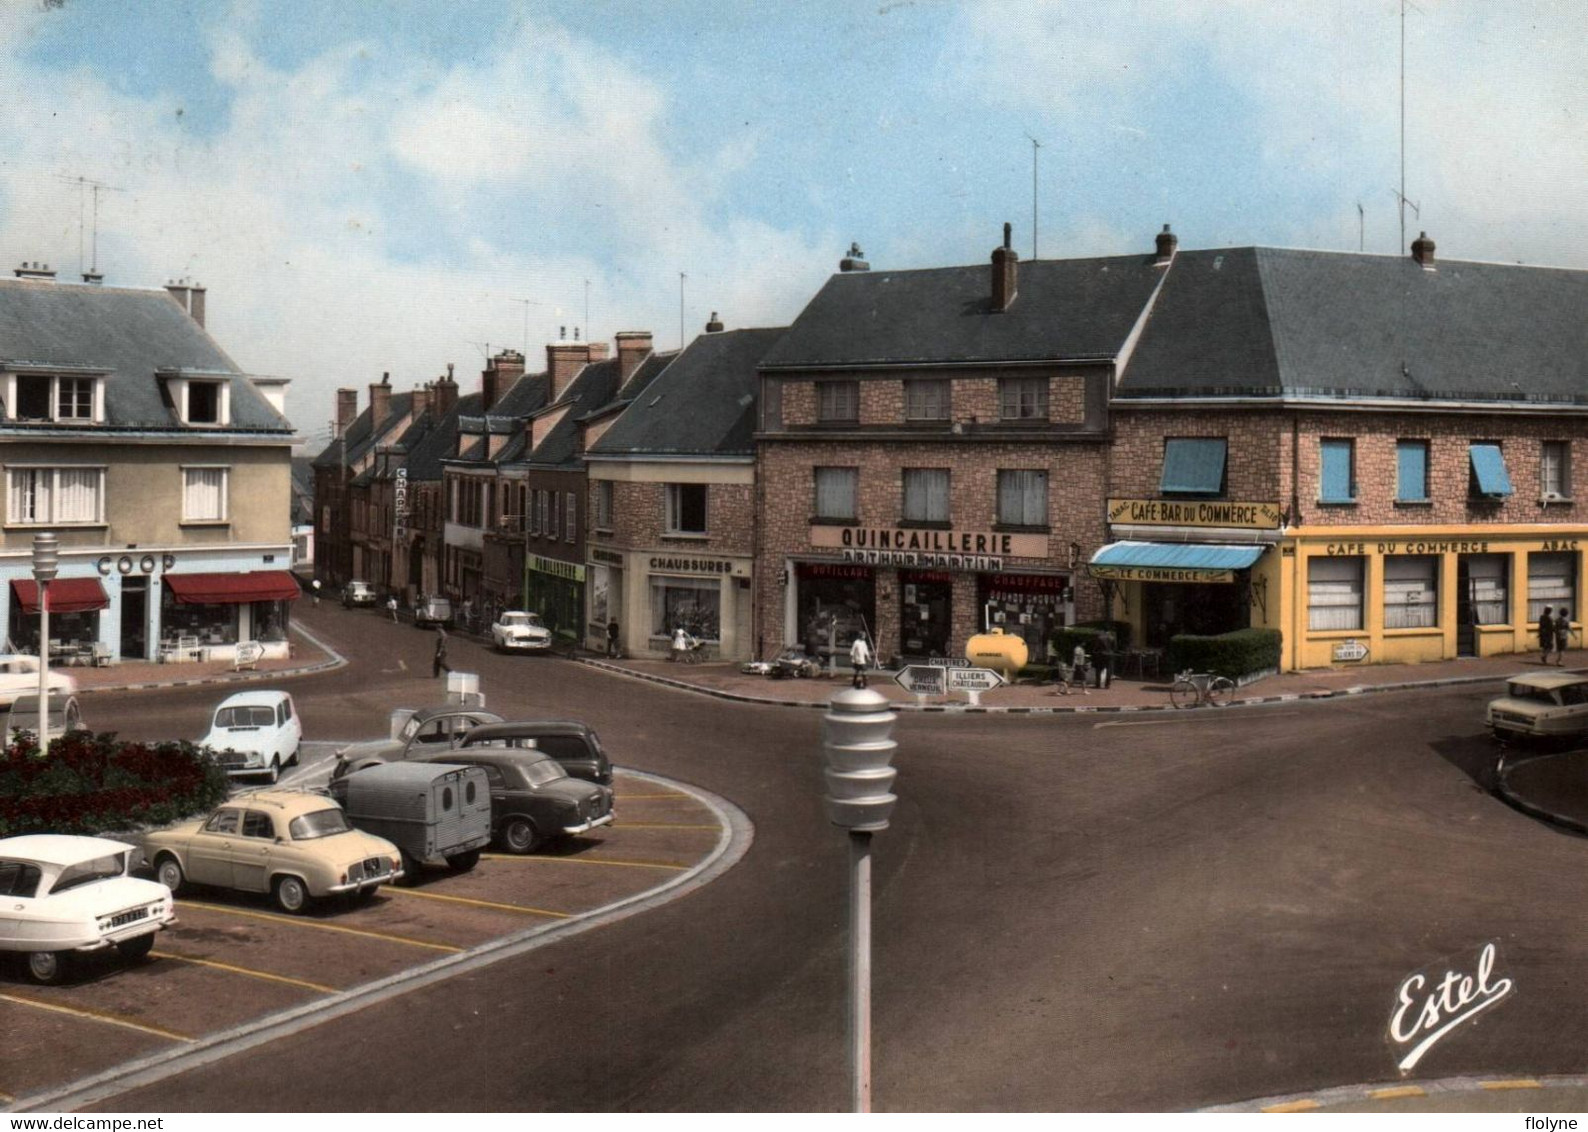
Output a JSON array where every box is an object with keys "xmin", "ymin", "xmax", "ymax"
[
  {"xmin": 165, "ymin": 278, "xmax": 191, "ymax": 313},
  {"xmin": 14, "ymin": 262, "xmax": 56, "ymax": 281},
  {"xmin": 369, "ymin": 374, "xmax": 392, "ymax": 427},
  {"xmin": 1411, "ymin": 230, "xmax": 1436, "ymax": 271},
  {"xmin": 411, "ymin": 383, "xmax": 430, "ymax": 418},
  {"xmin": 335, "ymin": 388, "xmax": 358, "ymax": 438},
  {"xmin": 1154, "ymin": 224, "xmax": 1179, "ymax": 267},
  {"xmin": 840, "ymin": 242, "xmax": 870, "ymax": 272},
  {"xmin": 616, "ymin": 331, "xmax": 653, "ymax": 382},
  {"xmin": 80, "ymin": 270, "xmax": 104, "ymax": 285},
  {"xmin": 586, "ymin": 341, "xmax": 610, "ymax": 363},
  {"xmin": 991, "ymin": 222, "xmax": 1018, "ymax": 312},
  {"xmin": 705, "ymin": 311, "xmax": 725, "ymax": 333},
  {"xmin": 482, "ymin": 349, "xmax": 525, "ymax": 412},
  {"xmin": 547, "ymin": 333, "xmax": 587, "ymax": 401},
  {"xmin": 189, "ymin": 284, "xmax": 207, "ymax": 327},
  {"xmin": 433, "ymin": 365, "xmax": 459, "ymax": 417}
]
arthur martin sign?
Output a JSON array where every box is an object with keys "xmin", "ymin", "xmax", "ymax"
[
  {"xmin": 810, "ymin": 526, "xmax": 1047, "ymax": 573},
  {"xmin": 1108, "ymin": 498, "xmax": 1282, "ymax": 530}
]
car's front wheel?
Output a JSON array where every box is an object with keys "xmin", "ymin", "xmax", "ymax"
[
  {"xmin": 25, "ymin": 950, "xmax": 68, "ymax": 985},
  {"xmin": 288, "ymin": 744, "xmax": 300, "ymax": 768},
  {"xmin": 115, "ymin": 934, "xmax": 155, "ymax": 962},
  {"xmin": 155, "ymin": 855, "xmax": 186, "ymax": 895},
  {"xmin": 273, "ymin": 874, "xmax": 311, "ymax": 914},
  {"xmin": 264, "ymin": 757, "xmax": 280, "ymax": 785},
  {"xmin": 501, "ymin": 817, "xmax": 540, "ymax": 855}
]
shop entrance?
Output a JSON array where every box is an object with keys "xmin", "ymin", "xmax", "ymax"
[
  {"xmin": 120, "ymin": 578, "xmax": 147, "ymax": 660},
  {"xmin": 1458, "ymin": 554, "xmax": 1508, "ymax": 658},
  {"xmin": 796, "ymin": 563, "xmax": 874, "ymax": 665},
  {"xmin": 1142, "ymin": 580, "xmax": 1248, "ymax": 647},
  {"xmin": 899, "ymin": 571, "xmax": 953, "ymax": 658},
  {"xmin": 980, "ymin": 573, "xmax": 1071, "ymax": 662}
]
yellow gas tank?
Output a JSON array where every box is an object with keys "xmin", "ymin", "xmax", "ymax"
[{"xmin": 965, "ymin": 628, "xmax": 1029, "ymax": 677}]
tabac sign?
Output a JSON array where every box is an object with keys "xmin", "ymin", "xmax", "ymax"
[{"xmin": 1108, "ymin": 498, "xmax": 1282, "ymax": 530}]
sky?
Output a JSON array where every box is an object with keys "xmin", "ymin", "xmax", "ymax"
[{"xmin": 1, "ymin": 0, "xmax": 1583, "ymax": 448}]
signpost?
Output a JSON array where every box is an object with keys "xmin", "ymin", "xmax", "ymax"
[
  {"xmin": 1332, "ymin": 638, "xmax": 1369, "ymax": 663},
  {"xmin": 892, "ymin": 665, "xmax": 947, "ymax": 700},
  {"xmin": 892, "ymin": 663, "xmax": 1007, "ymax": 705},
  {"xmin": 945, "ymin": 666, "xmax": 1007, "ymax": 706}
]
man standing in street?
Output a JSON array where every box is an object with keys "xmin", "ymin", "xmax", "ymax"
[
  {"xmin": 606, "ymin": 618, "xmax": 620, "ymax": 658},
  {"xmin": 1540, "ymin": 606, "xmax": 1557, "ymax": 665},
  {"xmin": 433, "ymin": 625, "xmax": 450, "ymax": 678},
  {"xmin": 849, "ymin": 633, "xmax": 872, "ymax": 689},
  {"xmin": 387, "ymin": 595, "xmax": 399, "ymax": 623}
]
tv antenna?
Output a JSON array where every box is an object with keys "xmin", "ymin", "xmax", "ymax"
[
  {"xmin": 509, "ymin": 298, "xmax": 540, "ymax": 357},
  {"xmin": 1357, "ymin": 202, "xmax": 1364, "ymax": 252},
  {"xmin": 679, "ymin": 272, "xmax": 687, "ymax": 350},
  {"xmin": 1024, "ymin": 133, "xmax": 1041, "ymax": 260},
  {"xmin": 1397, "ymin": 0, "xmax": 1423, "ymax": 253},
  {"xmin": 53, "ymin": 174, "xmax": 124, "ymax": 277}
]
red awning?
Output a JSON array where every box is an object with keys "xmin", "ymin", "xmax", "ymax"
[
  {"xmin": 164, "ymin": 570, "xmax": 302, "ymax": 605},
  {"xmin": 11, "ymin": 577, "xmax": 110, "ymax": 615}
]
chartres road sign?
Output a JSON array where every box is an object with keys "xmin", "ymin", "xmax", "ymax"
[
  {"xmin": 893, "ymin": 665, "xmax": 947, "ymax": 697},
  {"xmin": 945, "ymin": 667, "xmax": 1007, "ymax": 693}
]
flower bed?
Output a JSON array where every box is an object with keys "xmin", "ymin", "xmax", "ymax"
[{"xmin": 0, "ymin": 731, "xmax": 230, "ymax": 838}]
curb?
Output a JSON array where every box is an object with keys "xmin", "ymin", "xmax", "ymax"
[
  {"xmin": 1203, "ymin": 1072, "xmax": 1573, "ymax": 1113},
  {"xmin": 73, "ymin": 622, "xmax": 348, "ymax": 698}
]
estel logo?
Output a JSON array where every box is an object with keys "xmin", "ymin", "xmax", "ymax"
[{"xmin": 1388, "ymin": 942, "xmax": 1513, "ymax": 1072}]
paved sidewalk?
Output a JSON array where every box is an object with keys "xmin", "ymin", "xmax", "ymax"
[{"xmin": 54, "ymin": 624, "xmax": 342, "ymax": 695}]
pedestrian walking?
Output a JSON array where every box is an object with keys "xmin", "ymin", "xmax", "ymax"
[
  {"xmin": 849, "ymin": 634, "xmax": 872, "ymax": 689},
  {"xmin": 433, "ymin": 626, "xmax": 451, "ymax": 678},
  {"xmin": 1539, "ymin": 606, "xmax": 1557, "ymax": 665},
  {"xmin": 1556, "ymin": 607, "xmax": 1573, "ymax": 666},
  {"xmin": 387, "ymin": 595, "xmax": 399, "ymax": 623},
  {"xmin": 606, "ymin": 618, "xmax": 620, "ymax": 658},
  {"xmin": 671, "ymin": 625, "xmax": 690, "ymax": 662},
  {"xmin": 311, "ymin": 579, "xmax": 321, "ymax": 607},
  {"xmin": 1070, "ymin": 644, "xmax": 1091, "ymax": 696}
]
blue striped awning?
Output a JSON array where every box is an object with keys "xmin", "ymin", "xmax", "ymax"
[
  {"xmin": 1089, "ymin": 541, "xmax": 1265, "ymax": 583},
  {"xmin": 1469, "ymin": 443, "xmax": 1513, "ymax": 497}
]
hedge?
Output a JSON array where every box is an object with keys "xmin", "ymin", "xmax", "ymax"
[
  {"xmin": 1164, "ymin": 628, "xmax": 1282, "ymax": 679},
  {"xmin": 0, "ymin": 731, "xmax": 230, "ymax": 838},
  {"xmin": 1046, "ymin": 624, "xmax": 1127, "ymax": 664}
]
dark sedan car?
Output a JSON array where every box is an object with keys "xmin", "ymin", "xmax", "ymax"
[
  {"xmin": 410, "ymin": 748, "xmax": 614, "ymax": 854},
  {"xmin": 457, "ymin": 720, "xmax": 613, "ymax": 787}
]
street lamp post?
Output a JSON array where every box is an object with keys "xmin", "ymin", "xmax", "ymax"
[
  {"xmin": 31, "ymin": 533, "xmax": 59, "ymax": 757},
  {"xmin": 822, "ymin": 686, "xmax": 898, "ymax": 1113}
]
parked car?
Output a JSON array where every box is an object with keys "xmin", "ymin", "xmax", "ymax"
[
  {"xmin": 410, "ymin": 748, "xmax": 613, "ymax": 854},
  {"xmin": 0, "ymin": 654, "xmax": 77, "ymax": 710},
  {"xmin": 1486, "ymin": 672, "xmax": 1588, "ymax": 742},
  {"xmin": 491, "ymin": 610, "xmax": 553, "ymax": 652},
  {"xmin": 0, "ymin": 834, "xmax": 176, "ymax": 984},
  {"xmin": 4, "ymin": 690, "xmax": 86, "ymax": 745},
  {"xmin": 414, "ymin": 594, "xmax": 454, "ymax": 629},
  {"xmin": 328, "ymin": 762, "xmax": 493, "ymax": 878},
  {"xmin": 341, "ymin": 580, "xmax": 377, "ymax": 608},
  {"xmin": 458, "ymin": 720, "xmax": 614, "ymax": 786},
  {"xmin": 140, "ymin": 791, "xmax": 402, "ymax": 913},
  {"xmin": 331, "ymin": 705, "xmax": 504, "ymax": 776},
  {"xmin": 198, "ymin": 690, "xmax": 302, "ymax": 783}
]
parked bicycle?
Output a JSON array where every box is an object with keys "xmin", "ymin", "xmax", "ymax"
[{"xmin": 1168, "ymin": 669, "xmax": 1234, "ymax": 709}]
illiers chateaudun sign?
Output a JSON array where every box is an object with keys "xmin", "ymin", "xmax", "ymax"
[
  {"xmin": 809, "ymin": 526, "xmax": 1049, "ymax": 573},
  {"xmin": 1108, "ymin": 498, "xmax": 1282, "ymax": 530}
]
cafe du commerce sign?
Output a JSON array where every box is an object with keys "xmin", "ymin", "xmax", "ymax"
[
  {"xmin": 809, "ymin": 525, "xmax": 1049, "ymax": 573},
  {"xmin": 1108, "ymin": 498, "xmax": 1283, "ymax": 530}
]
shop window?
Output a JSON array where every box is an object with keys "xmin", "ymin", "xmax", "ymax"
[
  {"xmin": 996, "ymin": 469, "xmax": 1048, "ymax": 527},
  {"xmin": 182, "ymin": 467, "xmax": 229, "ymax": 522},
  {"xmin": 1528, "ymin": 552, "xmax": 1576, "ymax": 622},
  {"xmin": 1308, "ymin": 556, "xmax": 1363, "ymax": 631},
  {"xmin": 6, "ymin": 466, "xmax": 104, "ymax": 525},
  {"xmin": 251, "ymin": 599, "xmax": 291, "ymax": 643},
  {"xmin": 998, "ymin": 378, "xmax": 1048, "ymax": 421},
  {"xmin": 160, "ymin": 586, "xmax": 239, "ymax": 651},
  {"xmin": 1468, "ymin": 442, "xmax": 1513, "ymax": 499},
  {"xmin": 902, "ymin": 468, "xmax": 949, "ymax": 525},
  {"xmin": 814, "ymin": 467, "xmax": 858, "ymax": 522},
  {"xmin": 1466, "ymin": 555, "xmax": 1508, "ymax": 625},
  {"xmin": 1160, "ymin": 438, "xmax": 1227, "ymax": 496},
  {"xmin": 665, "ymin": 483, "xmax": 708, "ymax": 535},
  {"xmin": 1384, "ymin": 555, "xmax": 1439, "ymax": 629},
  {"xmin": 1319, "ymin": 439, "xmax": 1355, "ymax": 503},
  {"xmin": 1542, "ymin": 441, "xmax": 1572, "ymax": 500},
  {"xmin": 650, "ymin": 576, "xmax": 720, "ymax": 642},
  {"xmin": 905, "ymin": 380, "xmax": 950, "ymax": 421},
  {"xmin": 817, "ymin": 381, "xmax": 858, "ymax": 423},
  {"xmin": 1396, "ymin": 440, "xmax": 1430, "ymax": 502}
]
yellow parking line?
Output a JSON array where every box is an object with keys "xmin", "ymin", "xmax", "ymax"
[
  {"xmin": 617, "ymin": 823, "xmax": 720, "ymax": 831},
  {"xmin": 0, "ymin": 992, "xmax": 193, "ymax": 1043},
  {"xmin": 0, "ymin": 1088, "xmax": 15, "ymax": 1103},
  {"xmin": 1261, "ymin": 1099, "xmax": 1320, "ymax": 1113},
  {"xmin": 1370, "ymin": 1085, "xmax": 1427, "ymax": 1100},
  {"xmin": 1481, "ymin": 1079, "xmax": 1541, "ymax": 1091},
  {"xmin": 482, "ymin": 853, "xmax": 688, "ymax": 871},
  {"xmin": 179, "ymin": 900, "xmax": 461, "ymax": 953},
  {"xmin": 151, "ymin": 950, "xmax": 337, "ymax": 994},
  {"xmin": 385, "ymin": 887, "xmax": 569, "ymax": 918}
]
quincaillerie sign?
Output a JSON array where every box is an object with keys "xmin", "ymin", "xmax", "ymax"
[{"xmin": 1108, "ymin": 498, "xmax": 1283, "ymax": 530}]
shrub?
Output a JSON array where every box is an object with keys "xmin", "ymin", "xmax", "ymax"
[
  {"xmin": 1047, "ymin": 626, "xmax": 1124, "ymax": 664},
  {"xmin": 0, "ymin": 731, "xmax": 229, "ymax": 838},
  {"xmin": 1165, "ymin": 628, "xmax": 1282, "ymax": 679}
]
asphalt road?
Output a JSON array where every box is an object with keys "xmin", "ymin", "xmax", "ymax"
[{"xmin": 74, "ymin": 604, "xmax": 1588, "ymax": 1111}]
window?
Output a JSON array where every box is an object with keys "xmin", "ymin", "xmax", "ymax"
[
  {"xmin": 1542, "ymin": 441, "xmax": 1571, "ymax": 499},
  {"xmin": 665, "ymin": 483, "xmax": 708, "ymax": 534},
  {"xmin": 1467, "ymin": 555, "xmax": 1508, "ymax": 626},
  {"xmin": 1528, "ymin": 552, "xmax": 1576, "ymax": 622},
  {"xmin": 905, "ymin": 380, "xmax": 950, "ymax": 421},
  {"xmin": 565, "ymin": 492, "xmax": 577, "ymax": 542},
  {"xmin": 1319, "ymin": 439, "xmax": 1355, "ymax": 503},
  {"xmin": 902, "ymin": 468, "xmax": 950, "ymax": 524},
  {"xmin": 814, "ymin": 467, "xmax": 858, "ymax": 522},
  {"xmin": 594, "ymin": 481, "xmax": 614, "ymax": 529},
  {"xmin": 817, "ymin": 381, "xmax": 858, "ymax": 422},
  {"xmin": 6, "ymin": 467, "xmax": 104, "ymax": 525},
  {"xmin": 996, "ymin": 469, "xmax": 1048, "ymax": 527},
  {"xmin": 1308, "ymin": 557, "xmax": 1364, "ymax": 631},
  {"xmin": 1396, "ymin": 440, "xmax": 1430, "ymax": 502},
  {"xmin": 187, "ymin": 382, "xmax": 222, "ymax": 424},
  {"xmin": 550, "ymin": 491, "xmax": 560, "ymax": 538},
  {"xmin": 57, "ymin": 378, "xmax": 93, "ymax": 421},
  {"xmin": 1384, "ymin": 555, "xmax": 1439, "ymax": 629},
  {"xmin": 650, "ymin": 575, "xmax": 721, "ymax": 642},
  {"xmin": 182, "ymin": 467, "xmax": 228, "ymax": 522},
  {"xmin": 1469, "ymin": 442, "xmax": 1513, "ymax": 498},
  {"xmin": 1160, "ymin": 438, "xmax": 1227, "ymax": 495},
  {"xmin": 12, "ymin": 374, "xmax": 98, "ymax": 423},
  {"xmin": 204, "ymin": 809, "xmax": 241, "ymax": 835},
  {"xmin": 538, "ymin": 490, "xmax": 549, "ymax": 535},
  {"xmin": 15, "ymin": 376, "xmax": 50, "ymax": 421},
  {"xmin": 241, "ymin": 812, "xmax": 275, "ymax": 839},
  {"xmin": 999, "ymin": 378, "xmax": 1048, "ymax": 421}
]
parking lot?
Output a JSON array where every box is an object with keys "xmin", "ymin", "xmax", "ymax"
[{"xmin": 0, "ymin": 768, "xmax": 734, "ymax": 1107}]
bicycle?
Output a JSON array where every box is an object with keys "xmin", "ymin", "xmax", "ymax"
[{"xmin": 1169, "ymin": 669, "xmax": 1234, "ymax": 709}]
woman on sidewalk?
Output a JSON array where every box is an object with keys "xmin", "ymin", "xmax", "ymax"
[
  {"xmin": 1556, "ymin": 608, "xmax": 1573, "ymax": 666},
  {"xmin": 1540, "ymin": 607, "xmax": 1557, "ymax": 665}
]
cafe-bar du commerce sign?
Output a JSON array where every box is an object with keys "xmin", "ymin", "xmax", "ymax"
[{"xmin": 1107, "ymin": 498, "xmax": 1283, "ymax": 530}]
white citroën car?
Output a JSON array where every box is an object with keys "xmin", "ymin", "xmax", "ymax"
[
  {"xmin": 491, "ymin": 611, "xmax": 553, "ymax": 652},
  {"xmin": 0, "ymin": 834, "xmax": 176, "ymax": 984}
]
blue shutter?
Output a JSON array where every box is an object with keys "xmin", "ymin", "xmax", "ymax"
[
  {"xmin": 1160, "ymin": 439, "xmax": 1227, "ymax": 494},
  {"xmin": 1396, "ymin": 441, "xmax": 1428, "ymax": 501},
  {"xmin": 1320, "ymin": 440, "xmax": 1354, "ymax": 502},
  {"xmin": 1470, "ymin": 443, "xmax": 1514, "ymax": 497}
]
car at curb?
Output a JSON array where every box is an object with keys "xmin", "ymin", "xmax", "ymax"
[
  {"xmin": 407, "ymin": 748, "xmax": 614, "ymax": 854},
  {"xmin": 458, "ymin": 720, "xmax": 614, "ymax": 786},
  {"xmin": 198, "ymin": 690, "xmax": 302, "ymax": 783},
  {"xmin": 0, "ymin": 834, "xmax": 176, "ymax": 984},
  {"xmin": 490, "ymin": 610, "xmax": 553, "ymax": 652},
  {"xmin": 413, "ymin": 595, "xmax": 454, "ymax": 629},
  {"xmin": 327, "ymin": 762, "xmax": 493, "ymax": 878},
  {"xmin": 341, "ymin": 580, "xmax": 377, "ymax": 609},
  {"xmin": 1487, "ymin": 672, "xmax": 1588, "ymax": 742},
  {"xmin": 139, "ymin": 791, "xmax": 402, "ymax": 914}
]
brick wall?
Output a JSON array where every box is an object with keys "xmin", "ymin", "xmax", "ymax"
[
  {"xmin": 601, "ymin": 480, "xmax": 755, "ymax": 557},
  {"xmin": 770, "ymin": 367, "xmax": 1098, "ymax": 431}
]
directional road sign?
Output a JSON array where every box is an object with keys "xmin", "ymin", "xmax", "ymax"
[
  {"xmin": 945, "ymin": 666, "xmax": 1007, "ymax": 693},
  {"xmin": 893, "ymin": 665, "xmax": 947, "ymax": 697}
]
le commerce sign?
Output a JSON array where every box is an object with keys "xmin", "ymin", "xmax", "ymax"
[
  {"xmin": 1108, "ymin": 498, "xmax": 1283, "ymax": 530},
  {"xmin": 810, "ymin": 526, "xmax": 1048, "ymax": 573}
]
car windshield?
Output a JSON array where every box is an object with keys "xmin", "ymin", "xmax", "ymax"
[
  {"xmin": 1507, "ymin": 683, "xmax": 1563, "ymax": 705},
  {"xmin": 502, "ymin": 613, "xmax": 542, "ymax": 628},
  {"xmin": 51, "ymin": 852, "xmax": 126, "ymax": 893},
  {"xmin": 522, "ymin": 760, "xmax": 568, "ymax": 786},
  {"xmin": 289, "ymin": 809, "xmax": 354, "ymax": 839},
  {"xmin": 216, "ymin": 705, "xmax": 276, "ymax": 728}
]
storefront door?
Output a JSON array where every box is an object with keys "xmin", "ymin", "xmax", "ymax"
[
  {"xmin": 120, "ymin": 578, "xmax": 147, "ymax": 660},
  {"xmin": 899, "ymin": 571, "xmax": 952, "ymax": 658}
]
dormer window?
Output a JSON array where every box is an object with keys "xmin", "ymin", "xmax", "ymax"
[
  {"xmin": 7, "ymin": 373, "xmax": 103, "ymax": 424},
  {"xmin": 188, "ymin": 381, "xmax": 221, "ymax": 424},
  {"xmin": 163, "ymin": 375, "xmax": 231, "ymax": 426}
]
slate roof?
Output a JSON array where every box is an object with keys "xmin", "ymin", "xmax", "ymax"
[
  {"xmin": 515, "ymin": 357, "xmax": 625, "ymax": 470},
  {"xmin": 0, "ymin": 278, "xmax": 292, "ymax": 431},
  {"xmin": 759, "ymin": 255, "xmax": 1165, "ymax": 370},
  {"xmin": 310, "ymin": 390, "xmax": 415, "ymax": 472},
  {"xmin": 404, "ymin": 392, "xmax": 482, "ymax": 481},
  {"xmin": 1120, "ymin": 247, "xmax": 1588, "ymax": 403},
  {"xmin": 590, "ymin": 328, "xmax": 784, "ymax": 458}
]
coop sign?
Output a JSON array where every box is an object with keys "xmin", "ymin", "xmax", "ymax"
[{"xmin": 1108, "ymin": 498, "xmax": 1282, "ymax": 530}]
